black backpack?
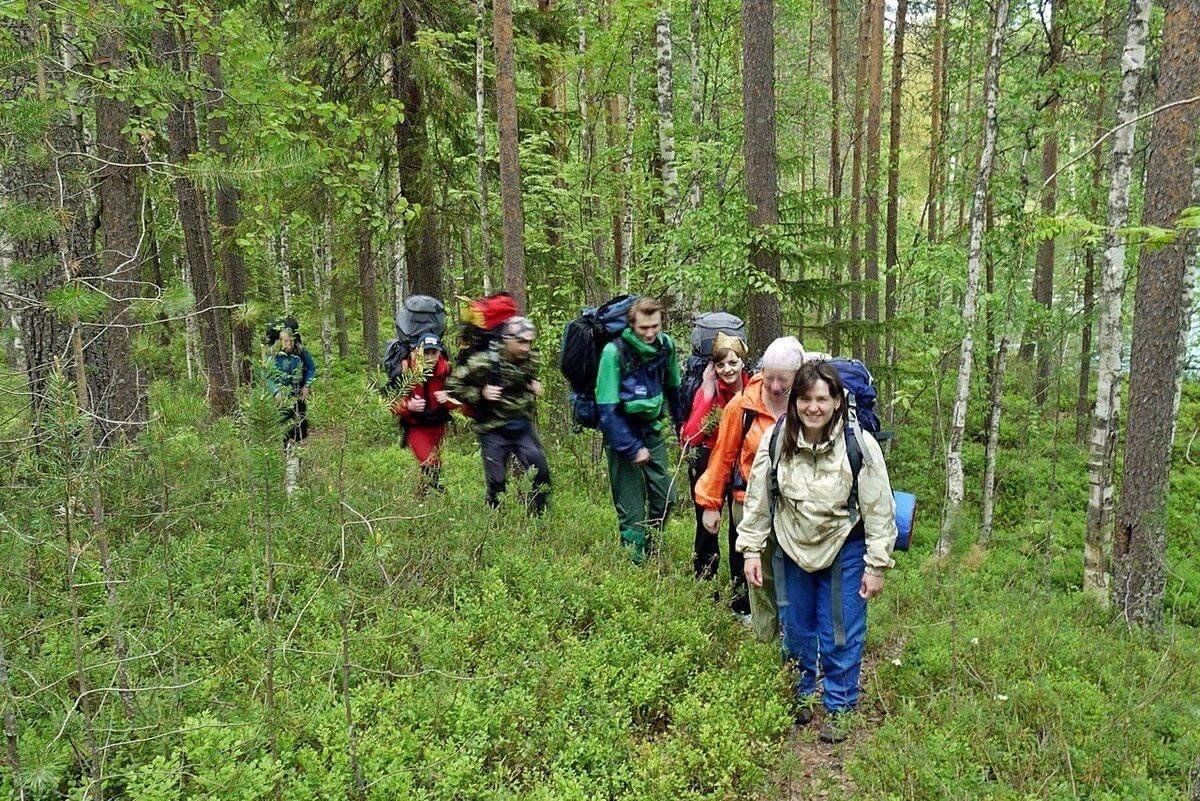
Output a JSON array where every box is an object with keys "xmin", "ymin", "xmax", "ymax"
[
  {"xmin": 678, "ymin": 312, "xmax": 747, "ymax": 424},
  {"xmin": 559, "ymin": 294, "xmax": 640, "ymax": 428},
  {"xmin": 382, "ymin": 296, "xmax": 448, "ymax": 393},
  {"xmin": 264, "ymin": 316, "xmax": 302, "ymax": 347}
]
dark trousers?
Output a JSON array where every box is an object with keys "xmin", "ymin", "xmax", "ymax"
[
  {"xmin": 479, "ymin": 422, "xmax": 551, "ymax": 514},
  {"xmin": 689, "ymin": 445, "xmax": 750, "ymax": 615},
  {"xmin": 283, "ymin": 397, "xmax": 309, "ymax": 445}
]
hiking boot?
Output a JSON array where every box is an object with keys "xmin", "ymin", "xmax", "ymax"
[
  {"xmin": 792, "ymin": 696, "xmax": 818, "ymax": 726},
  {"xmin": 818, "ymin": 711, "xmax": 854, "ymax": 744}
]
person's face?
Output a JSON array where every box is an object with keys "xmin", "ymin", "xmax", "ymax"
[
  {"xmin": 714, "ymin": 352, "xmax": 744, "ymax": 385},
  {"xmin": 762, "ymin": 368, "xmax": 796, "ymax": 402},
  {"xmin": 504, "ymin": 334, "xmax": 534, "ymax": 360},
  {"xmin": 423, "ymin": 347, "xmax": 441, "ymax": 364},
  {"xmin": 279, "ymin": 332, "xmax": 295, "ymax": 352},
  {"xmin": 794, "ymin": 378, "xmax": 841, "ymax": 436},
  {"xmin": 630, "ymin": 311, "xmax": 662, "ymax": 345}
]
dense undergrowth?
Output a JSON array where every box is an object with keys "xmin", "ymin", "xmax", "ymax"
[{"xmin": 1, "ymin": 357, "xmax": 1198, "ymax": 800}]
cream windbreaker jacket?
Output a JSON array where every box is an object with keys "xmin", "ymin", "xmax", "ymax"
[{"xmin": 736, "ymin": 418, "xmax": 897, "ymax": 573}]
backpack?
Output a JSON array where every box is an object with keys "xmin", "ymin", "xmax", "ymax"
[
  {"xmin": 560, "ymin": 294, "xmax": 640, "ymax": 428},
  {"xmin": 679, "ymin": 312, "xmax": 746, "ymax": 424},
  {"xmin": 264, "ymin": 316, "xmax": 302, "ymax": 346},
  {"xmin": 455, "ymin": 293, "xmax": 519, "ymax": 368},
  {"xmin": 765, "ymin": 421, "xmax": 913, "ymax": 552},
  {"xmin": 827, "ymin": 357, "xmax": 881, "ymax": 436},
  {"xmin": 395, "ymin": 295, "xmax": 446, "ymax": 342}
]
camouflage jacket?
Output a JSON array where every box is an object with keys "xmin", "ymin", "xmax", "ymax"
[{"xmin": 447, "ymin": 348, "xmax": 541, "ymax": 433}]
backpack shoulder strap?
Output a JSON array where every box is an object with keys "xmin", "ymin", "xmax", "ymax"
[
  {"xmin": 767, "ymin": 421, "xmax": 784, "ymax": 531},
  {"xmin": 844, "ymin": 427, "xmax": 863, "ymax": 523}
]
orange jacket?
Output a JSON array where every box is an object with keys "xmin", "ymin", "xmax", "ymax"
[{"xmin": 693, "ymin": 375, "xmax": 782, "ymax": 510}]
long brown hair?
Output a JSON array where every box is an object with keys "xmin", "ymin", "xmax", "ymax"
[{"xmin": 779, "ymin": 361, "xmax": 846, "ymax": 459}]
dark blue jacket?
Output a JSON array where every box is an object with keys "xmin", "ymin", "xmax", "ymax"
[{"xmin": 267, "ymin": 347, "xmax": 317, "ymax": 397}]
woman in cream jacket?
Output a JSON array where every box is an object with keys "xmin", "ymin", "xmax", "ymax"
[{"xmin": 738, "ymin": 361, "xmax": 896, "ymax": 743}]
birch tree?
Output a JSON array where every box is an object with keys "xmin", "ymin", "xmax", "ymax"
[
  {"xmin": 655, "ymin": 6, "xmax": 680, "ymax": 229},
  {"xmin": 1112, "ymin": 0, "xmax": 1200, "ymax": 626},
  {"xmin": 1084, "ymin": 0, "xmax": 1152, "ymax": 597},
  {"xmin": 938, "ymin": 0, "xmax": 1009, "ymax": 556}
]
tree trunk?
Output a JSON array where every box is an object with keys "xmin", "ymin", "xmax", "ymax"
[
  {"xmin": 863, "ymin": 0, "xmax": 885, "ymax": 366},
  {"xmin": 358, "ymin": 222, "xmax": 380, "ymax": 369},
  {"xmin": 476, "ymin": 0, "xmax": 494, "ymax": 285},
  {"xmin": 0, "ymin": 630, "xmax": 22, "ymax": 801},
  {"xmin": 1112, "ymin": 0, "xmax": 1200, "ymax": 627},
  {"xmin": 847, "ymin": 2, "xmax": 872, "ymax": 353},
  {"xmin": 688, "ymin": 0, "xmax": 703, "ymax": 209},
  {"xmin": 201, "ymin": 47, "xmax": 253, "ymax": 386},
  {"xmin": 655, "ymin": 7, "xmax": 680, "ymax": 230},
  {"xmin": 937, "ymin": 0, "xmax": 1009, "ymax": 556},
  {"xmin": 1084, "ymin": 0, "xmax": 1151, "ymax": 598},
  {"xmin": 94, "ymin": 22, "xmax": 146, "ymax": 441},
  {"xmin": 313, "ymin": 218, "xmax": 334, "ymax": 369},
  {"xmin": 1029, "ymin": 0, "xmax": 1066, "ymax": 398},
  {"xmin": 885, "ymin": 0, "xmax": 908, "ymax": 380},
  {"xmin": 394, "ymin": 3, "xmax": 442, "ymax": 297},
  {"xmin": 280, "ymin": 220, "xmax": 293, "ymax": 311},
  {"xmin": 153, "ymin": 19, "xmax": 235, "ymax": 415},
  {"xmin": 743, "ymin": 0, "xmax": 782, "ymax": 356},
  {"xmin": 493, "ymin": 0, "xmax": 529, "ymax": 310},
  {"xmin": 926, "ymin": 0, "xmax": 947, "ymax": 248},
  {"xmin": 1076, "ymin": 92, "xmax": 1106, "ymax": 444},
  {"xmin": 829, "ymin": 0, "xmax": 843, "ymax": 355},
  {"xmin": 620, "ymin": 48, "xmax": 637, "ymax": 291}
]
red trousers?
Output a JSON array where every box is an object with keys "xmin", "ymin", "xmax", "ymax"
[{"xmin": 405, "ymin": 423, "xmax": 446, "ymax": 466}]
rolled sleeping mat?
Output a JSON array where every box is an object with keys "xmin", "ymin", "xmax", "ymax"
[{"xmin": 893, "ymin": 491, "xmax": 916, "ymax": 552}]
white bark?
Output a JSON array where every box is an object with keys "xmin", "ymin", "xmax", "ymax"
[
  {"xmin": 1084, "ymin": 0, "xmax": 1151, "ymax": 597},
  {"xmin": 937, "ymin": 0, "xmax": 1008, "ymax": 556},
  {"xmin": 980, "ymin": 338, "xmax": 1007, "ymax": 540},
  {"xmin": 313, "ymin": 218, "xmax": 334, "ymax": 369},
  {"xmin": 279, "ymin": 220, "xmax": 292, "ymax": 312},
  {"xmin": 655, "ymin": 7, "xmax": 679, "ymax": 225},
  {"xmin": 621, "ymin": 50, "xmax": 636, "ymax": 291},
  {"xmin": 688, "ymin": 0, "xmax": 702, "ymax": 209},
  {"xmin": 476, "ymin": 0, "xmax": 493, "ymax": 286}
]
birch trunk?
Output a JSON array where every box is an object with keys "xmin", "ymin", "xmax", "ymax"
[
  {"xmin": 885, "ymin": 0, "xmax": 908, "ymax": 379},
  {"xmin": 1084, "ymin": 0, "xmax": 1151, "ymax": 598},
  {"xmin": 863, "ymin": 0, "xmax": 885, "ymax": 365},
  {"xmin": 656, "ymin": 7, "xmax": 680, "ymax": 229},
  {"xmin": 280, "ymin": 220, "xmax": 293, "ymax": 311},
  {"xmin": 688, "ymin": 0, "xmax": 703, "ymax": 209},
  {"xmin": 1112, "ymin": 0, "xmax": 1200, "ymax": 625},
  {"xmin": 937, "ymin": 0, "xmax": 1009, "ymax": 556}
]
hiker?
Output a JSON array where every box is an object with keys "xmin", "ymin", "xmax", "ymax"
[
  {"xmin": 680, "ymin": 331, "xmax": 751, "ymax": 614},
  {"xmin": 266, "ymin": 326, "xmax": 317, "ymax": 446},
  {"xmin": 693, "ymin": 335, "xmax": 806, "ymax": 639},
  {"xmin": 595, "ymin": 297, "xmax": 684, "ymax": 563},
  {"xmin": 446, "ymin": 316, "xmax": 551, "ymax": 514},
  {"xmin": 738, "ymin": 361, "xmax": 896, "ymax": 743},
  {"xmin": 390, "ymin": 333, "xmax": 456, "ymax": 495}
]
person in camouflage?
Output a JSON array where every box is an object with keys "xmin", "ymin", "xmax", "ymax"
[{"xmin": 447, "ymin": 317, "xmax": 551, "ymax": 514}]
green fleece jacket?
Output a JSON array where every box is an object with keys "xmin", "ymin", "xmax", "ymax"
[{"xmin": 595, "ymin": 328, "xmax": 683, "ymax": 460}]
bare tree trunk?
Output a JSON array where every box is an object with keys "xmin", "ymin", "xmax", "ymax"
[
  {"xmin": 1112, "ymin": 0, "xmax": 1200, "ymax": 626},
  {"xmin": 743, "ymin": 0, "xmax": 782, "ymax": 356},
  {"xmin": 656, "ymin": 6, "xmax": 680, "ymax": 229},
  {"xmin": 863, "ymin": 0, "xmax": 885, "ymax": 365},
  {"xmin": 885, "ymin": 0, "xmax": 908, "ymax": 385},
  {"xmin": 201, "ymin": 47, "xmax": 253, "ymax": 386},
  {"xmin": 937, "ymin": 0, "xmax": 1009, "ymax": 556},
  {"xmin": 829, "ymin": 0, "xmax": 843, "ymax": 355},
  {"xmin": 847, "ymin": 2, "xmax": 872, "ymax": 353},
  {"xmin": 280, "ymin": 220, "xmax": 293, "ymax": 311},
  {"xmin": 1030, "ymin": 0, "xmax": 1066, "ymax": 399},
  {"xmin": 358, "ymin": 222, "xmax": 380, "ymax": 369},
  {"xmin": 620, "ymin": 47, "xmax": 637, "ymax": 291},
  {"xmin": 0, "ymin": 631, "xmax": 23, "ymax": 801},
  {"xmin": 493, "ymin": 0, "xmax": 529, "ymax": 310},
  {"xmin": 1076, "ymin": 93, "xmax": 1106, "ymax": 444},
  {"xmin": 94, "ymin": 21, "xmax": 146, "ymax": 440},
  {"xmin": 1084, "ymin": 0, "xmax": 1151, "ymax": 598},
  {"xmin": 476, "ymin": 0, "xmax": 493, "ymax": 285},
  {"xmin": 312, "ymin": 218, "xmax": 334, "ymax": 369},
  {"xmin": 154, "ymin": 19, "xmax": 235, "ymax": 414},
  {"xmin": 688, "ymin": 0, "xmax": 703, "ymax": 210}
]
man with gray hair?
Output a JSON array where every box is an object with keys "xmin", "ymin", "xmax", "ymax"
[{"xmin": 447, "ymin": 316, "xmax": 551, "ymax": 514}]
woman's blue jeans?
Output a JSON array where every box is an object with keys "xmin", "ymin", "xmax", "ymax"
[{"xmin": 774, "ymin": 531, "xmax": 868, "ymax": 713}]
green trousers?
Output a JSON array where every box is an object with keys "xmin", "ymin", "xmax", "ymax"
[
  {"xmin": 729, "ymin": 502, "xmax": 779, "ymax": 642},
  {"xmin": 606, "ymin": 430, "xmax": 674, "ymax": 564}
]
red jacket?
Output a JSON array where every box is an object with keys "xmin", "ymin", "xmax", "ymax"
[
  {"xmin": 681, "ymin": 372, "xmax": 748, "ymax": 449},
  {"xmin": 392, "ymin": 354, "xmax": 456, "ymax": 426}
]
